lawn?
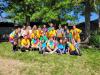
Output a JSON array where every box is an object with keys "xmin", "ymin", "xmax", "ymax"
[{"xmin": 0, "ymin": 42, "xmax": 100, "ymax": 75}]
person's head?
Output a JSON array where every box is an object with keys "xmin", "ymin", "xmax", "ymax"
[
  {"xmin": 53, "ymin": 37, "xmax": 57, "ymax": 41},
  {"xmin": 42, "ymin": 32, "xmax": 45, "ymax": 36},
  {"xmin": 33, "ymin": 25, "xmax": 37, "ymax": 30},
  {"xmin": 43, "ymin": 25, "xmax": 46, "ymax": 28},
  {"xmin": 59, "ymin": 25, "xmax": 61, "ymax": 29},
  {"xmin": 59, "ymin": 39, "xmax": 63, "ymax": 44},
  {"xmin": 24, "ymin": 35, "xmax": 28, "ymax": 39},
  {"xmin": 64, "ymin": 38, "xmax": 69, "ymax": 43},
  {"xmin": 15, "ymin": 28, "xmax": 21, "ymax": 34},
  {"xmin": 49, "ymin": 23, "xmax": 53, "ymax": 27},
  {"xmin": 26, "ymin": 25, "xmax": 31, "ymax": 30},
  {"xmin": 38, "ymin": 26, "xmax": 41, "ymax": 30},
  {"xmin": 18, "ymin": 27, "xmax": 21, "ymax": 32},
  {"xmin": 22, "ymin": 25, "xmax": 26, "ymax": 30},
  {"xmin": 49, "ymin": 37, "xmax": 53, "ymax": 41},
  {"xmin": 73, "ymin": 25, "xmax": 76, "ymax": 29},
  {"xmin": 64, "ymin": 25, "xmax": 68, "ymax": 29},
  {"xmin": 34, "ymin": 36, "xmax": 37, "ymax": 39}
]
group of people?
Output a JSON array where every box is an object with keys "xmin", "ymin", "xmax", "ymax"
[{"xmin": 9, "ymin": 23, "xmax": 82, "ymax": 55}]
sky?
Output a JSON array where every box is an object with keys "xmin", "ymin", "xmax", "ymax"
[{"xmin": 78, "ymin": 12, "xmax": 99, "ymax": 23}]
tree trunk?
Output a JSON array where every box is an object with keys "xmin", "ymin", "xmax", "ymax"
[
  {"xmin": 26, "ymin": 15, "xmax": 30, "ymax": 26},
  {"xmin": 84, "ymin": 0, "xmax": 91, "ymax": 43},
  {"xmin": 98, "ymin": 10, "xmax": 100, "ymax": 30}
]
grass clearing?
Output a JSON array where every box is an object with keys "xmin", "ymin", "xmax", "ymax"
[{"xmin": 0, "ymin": 42, "xmax": 100, "ymax": 75}]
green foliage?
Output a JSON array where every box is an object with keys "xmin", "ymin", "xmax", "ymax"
[
  {"xmin": 89, "ymin": 34, "xmax": 100, "ymax": 48},
  {"xmin": 5, "ymin": 0, "xmax": 81, "ymax": 24}
]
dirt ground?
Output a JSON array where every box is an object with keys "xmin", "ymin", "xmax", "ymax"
[{"xmin": 0, "ymin": 58, "xmax": 29, "ymax": 75}]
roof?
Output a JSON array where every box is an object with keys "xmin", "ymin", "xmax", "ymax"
[{"xmin": 0, "ymin": 22, "xmax": 14, "ymax": 27}]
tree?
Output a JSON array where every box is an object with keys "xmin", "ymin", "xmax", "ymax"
[
  {"xmin": 5, "ymin": 0, "xmax": 78, "ymax": 25},
  {"xmin": 94, "ymin": 0, "xmax": 100, "ymax": 30},
  {"xmin": 71, "ymin": 0, "xmax": 98, "ymax": 43}
]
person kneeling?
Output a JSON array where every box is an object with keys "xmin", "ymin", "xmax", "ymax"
[{"xmin": 20, "ymin": 35, "xmax": 30, "ymax": 52}]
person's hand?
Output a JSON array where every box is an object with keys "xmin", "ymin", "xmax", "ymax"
[{"xmin": 14, "ymin": 42, "xmax": 17, "ymax": 45}]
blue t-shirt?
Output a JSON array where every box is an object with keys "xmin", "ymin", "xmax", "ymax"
[
  {"xmin": 57, "ymin": 44, "xmax": 65, "ymax": 50},
  {"xmin": 42, "ymin": 42, "xmax": 46, "ymax": 48},
  {"xmin": 31, "ymin": 39, "xmax": 36, "ymax": 44}
]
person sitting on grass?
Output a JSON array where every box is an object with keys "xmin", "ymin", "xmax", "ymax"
[
  {"xmin": 39, "ymin": 40, "xmax": 47, "ymax": 54},
  {"xmin": 46, "ymin": 37, "xmax": 57, "ymax": 54},
  {"xmin": 66, "ymin": 39, "xmax": 79, "ymax": 55},
  {"xmin": 56, "ymin": 39, "xmax": 67, "ymax": 54},
  {"xmin": 71, "ymin": 38, "xmax": 82, "ymax": 56},
  {"xmin": 20, "ymin": 35, "xmax": 30, "ymax": 52},
  {"xmin": 39, "ymin": 33, "xmax": 48, "ymax": 54},
  {"xmin": 9, "ymin": 27, "xmax": 21, "ymax": 52},
  {"xmin": 31, "ymin": 36, "xmax": 40, "ymax": 50}
]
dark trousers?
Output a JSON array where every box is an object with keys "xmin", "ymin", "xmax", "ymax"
[
  {"xmin": 70, "ymin": 50, "xmax": 78, "ymax": 55},
  {"xmin": 20, "ymin": 47, "xmax": 30, "ymax": 52},
  {"xmin": 13, "ymin": 44, "xmax": 18, "ymax": 52}
]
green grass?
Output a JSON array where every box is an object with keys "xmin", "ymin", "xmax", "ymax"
[{"xmin": 0, "ymin": 42, "xmax": 100, "ymax": 75}]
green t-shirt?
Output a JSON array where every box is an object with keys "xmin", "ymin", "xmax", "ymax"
[{"xmin": 40, "ymin": 36, "xmax": 48, "ymax": 41}]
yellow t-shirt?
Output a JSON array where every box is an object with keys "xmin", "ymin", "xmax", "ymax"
[
  {"xmin": 49, "ymin": 29, "xmax": 56, "ymax": 37},
  {"xmin": 21, "ymin": 39, "xmax": 30, "ymax": 47},
  {"xmin": 70, "ymin": 28, "xmax": 82, "ymax": 42},
  {"xmin": 68, "ymin": 42, "xmax": 75, "ymax": 51},
  {"xmin": 30, "ymin": 33, "xmax": 35, "ymax": 39},
  {"xmin": 35, "ymin": 30, "xmax": 42, "ymax": 38}
]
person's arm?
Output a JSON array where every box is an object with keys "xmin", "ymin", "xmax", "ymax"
[
  {"xmin": 21, "ymin": 39, "xmax": 24, "ymax": 47},
  {"xmin": 67, "ymin": 48, "xmax": 70, "ymax": 55},
  {"xmin": 28, "ymin": 40, "xmax": 30, "ymax": 47},
  {"xmin": 77, "ymin": 29, "xmax": 82, "ymax": 34}
]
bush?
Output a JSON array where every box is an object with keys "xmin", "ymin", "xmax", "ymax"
[{"xmin": 89, "ymin": 34, "xmax": 100, "ymax": 48}]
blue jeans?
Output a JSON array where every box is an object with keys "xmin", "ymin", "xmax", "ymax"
[{"xmin": 56, "ymin": 49, "xmax": 67, "ymax": 54}]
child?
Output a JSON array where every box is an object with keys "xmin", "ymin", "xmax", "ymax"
[
  {"xmin": 31, "ymin": 36, "xmax": 40, "ymax": 50},
  {"xmin": 20, "ymin": 35, "xmax": 30, "ymax": 52},
  {"xmin": 40, "ymin": 33, "xmax": 48, "ymax": 42},
  {"xmin": 30, "ymin": 29, "xmax": 35, "ymax": 39},
  {"xmin": 66, "ymin": 39, "xmax": 79, "ymax": 55},
  {"xmin": 35, "ymin": 27, "xmax": 43, "ymax": 39},
  {"xmin": 46, "ymin": 37, "xmax": 57, "ymax": 54},
  {"xmin": 65, "ymin": 29, "xmax": 73, "ymax": 42},
  {"xmin": 39, "ymin": 40, "xmax": 47, "ymax": 54},
  {"xmin": 39, "ymin": 33, "xmax": 48, "ymax": 54},
  {"xmin": 21, "ymin": 25, "xmax": 26, "ymax": 37},
  {"xmin": 48, "ymin": 23, "xmax": 54, "ymax": 32},
  {"xmin": 42, "ymin": 24, "xmax": 48, "ymax": 32},
  {"xmin": 50, "ymin": 28, "xmax": 57, "ymax": 38},
  {"xmin": 56, "ymin": 39, "xmax": 67, "ymax": 54},
  {"xmin": 9, "ymin": 28, "xmax": 20, "ymax": 52}
]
